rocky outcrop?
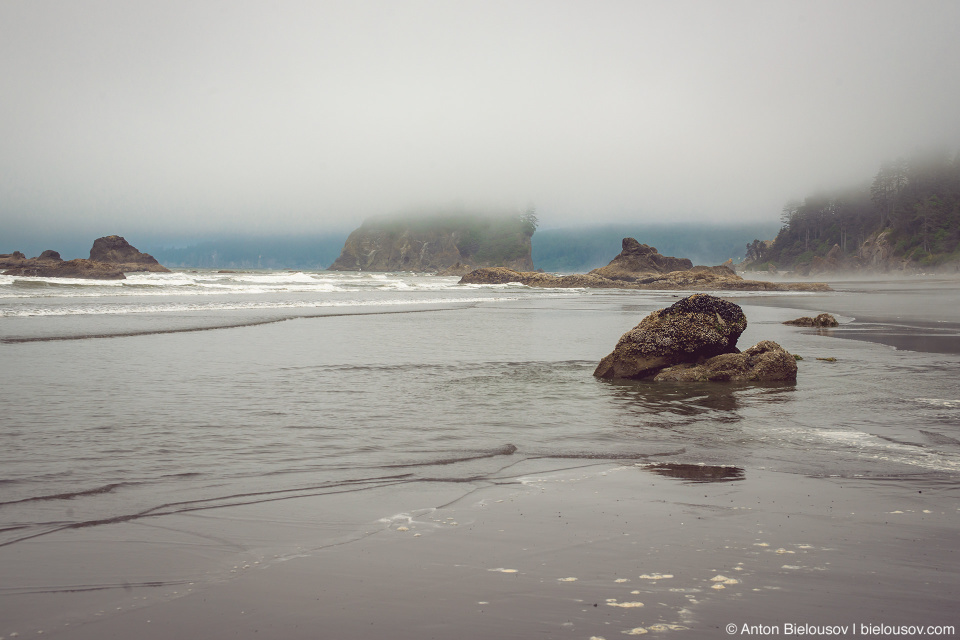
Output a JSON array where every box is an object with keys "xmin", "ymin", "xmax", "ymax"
[
  {"xmin": 88, "ymin": 236, "xmax": 169, "ymax": 273},
  {"xmin": 1, "ymin": 236, "xmax": 169, "ymax": 279},
  {"xmin": 330, "ymin": 214, "xmax": 535, "ymax": 272},
  {"xmin": 593, "ymin": 294, "xmax": 798, "ymax": 383},
  {"xmin": 807, "ymin": 245, "xmax": 844, "ymax": 274},
  {"xmin": 588, "ymin": 238, "xmax": 693, "ymax": 280},
  {"xmin": 594, "ymin": 294, "xmax": 748, "ymax": 379},
  {"xmin": 783, "ymin": 313, "xmax": 839, "ymax": 327},
  {"xmin": 459, "ymin": 266, "xmax": 831, "ymax": 292},
  {"xmin": 653, "ymin": 340, "xmax": 798, "ymax": 382},
  {"xmin": 459, "ymin": 237, "xmax": 830, "ymax": 291},
  {"xmin": 1, "ymin": 256, "xmax": 126, "ymax": 279}
]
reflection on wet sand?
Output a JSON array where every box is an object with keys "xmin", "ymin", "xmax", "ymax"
[
  {"xmin": 643, "ymin": 462, "xmax": 746, "ymax": 483},
  {"xmin": 604, "ymin": 378, "xmax": 797, "ymax": 419}
]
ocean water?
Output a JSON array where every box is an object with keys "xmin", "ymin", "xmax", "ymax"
[{"xmin": 1, "ymin": 270, "xmax": 959, "ymax": 633}]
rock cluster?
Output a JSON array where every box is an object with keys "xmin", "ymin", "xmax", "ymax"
[
  {"xmin": 460, "ymin": 263, "xmax": 830, "ymax": 293},
  {"xmin": 783, "ymin": 313, "xmax": 839, "ymax": 327},
  {"xmin": 459, "ymin": 237, "xmax": 829, "ymax": 292},
  {"xmin": 594, "ymin": 294, "xmax": 797, "ymax": 383},
  {"xmin": 1, "ymin": 236, "xmax": 169, "ymax": 280}
]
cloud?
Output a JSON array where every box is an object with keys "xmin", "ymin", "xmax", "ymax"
[{"xmin": 2, "ymin": 0, "xmax": 959, "ymax": 242}]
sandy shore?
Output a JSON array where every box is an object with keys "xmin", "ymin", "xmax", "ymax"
[{"xmin": 5, "ymin": 459, "xmax": 956, "ymax": 639}]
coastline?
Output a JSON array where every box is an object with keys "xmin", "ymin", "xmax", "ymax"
[{"xmin": 7, "ymin": 461, "xmax": 956, "ymax": 639}]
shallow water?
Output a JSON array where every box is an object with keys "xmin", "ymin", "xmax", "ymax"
[{"xmin": 1, "ymin": 270, "xmax": 958, "ymax": 634}]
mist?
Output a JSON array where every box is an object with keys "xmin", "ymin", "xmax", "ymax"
[{"xmin": 2, "ymin": 0, "xmax": 960, "ymax": 247}]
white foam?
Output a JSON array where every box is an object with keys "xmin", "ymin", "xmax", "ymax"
[
  {"xmin": 0, "ymin": 295, "xmax": 528, "ymax": 318},
  {"xmin": 913, "ymin": 398, "xmax": 959, "ymax": 408}
]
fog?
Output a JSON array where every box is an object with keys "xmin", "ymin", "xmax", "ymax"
[{"xmin": 2, "ymin": 0, "xmax": 959, "ymax": 247}]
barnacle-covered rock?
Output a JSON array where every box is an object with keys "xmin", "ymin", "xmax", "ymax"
[
  {"xmin": 593, "ymin": 294, "xmax": 747, "ymax": 380},
  {"xmin": 653, "ymin": 340, "xmax": 798, "ymax": 382}
]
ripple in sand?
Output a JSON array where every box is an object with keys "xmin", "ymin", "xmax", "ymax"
[
  {"xmin": 607, "ymin": 600, "xmax": 644, "ymax": 608},
  {"xmin": 614, "ymin": 578, "xmax": 630, "ymax": 583},
  {"xmin": 623, "ymin": 627, "xmax": 648, "ymax": 635},
  {"xmin": 488, "ymin": 568, "xmax": 518, "ymax": 573},
  {"xmin": 638, "ymin": 573, "xmax": 673, "ymax": 580},
  {"xmin": 558, "ymin": 577, "xmax": 578, "ymax": 582},
  {"xmin": 710, "ymin": 575, "xmax": 739, "ymax": 584}
]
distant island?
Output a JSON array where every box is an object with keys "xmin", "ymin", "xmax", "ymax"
[
  {"xmin": 0, "ymin": 236, "xmax": 170, "ymax": 280},
  {"xmin": 744, "ymin": 149, "xmax": 960, "ymax": 274},
  {"xmin": 329, "ymin": 209, "xmax": 537, "ymax": 274}
]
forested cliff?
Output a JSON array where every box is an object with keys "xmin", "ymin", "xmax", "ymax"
[
  {"xmin": 329, "ymin": 210, "xmax": 537, "ymax": 272},
  {"xmin": 747, "ymin": 150, "xmax": 960, "ymax": 273}
]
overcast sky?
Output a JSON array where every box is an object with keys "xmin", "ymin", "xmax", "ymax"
[{"xmin": 2, "ymin": 0, "xmax": 959, "ymax": 244}]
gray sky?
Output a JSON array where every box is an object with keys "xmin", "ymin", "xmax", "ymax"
[{"xmin": 2, "ymin": 0, "xmax": 959, "ymax": 243}]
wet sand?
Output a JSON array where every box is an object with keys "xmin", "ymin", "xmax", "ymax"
[
  {"xmin": 8, "ymin": 461, "xmax": 957, "ymax": 639},
  {"xmin": 738, "ymin": 277, "xmax": 960, "ymax": 355}
]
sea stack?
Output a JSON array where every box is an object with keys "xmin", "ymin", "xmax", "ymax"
[
  {"xmin": 329, "ymin": 212, "xmax": 535, "ymax": 273},
  {"xmin": 88, "ymin": 235, "xmax": 170, "ymax": 273}
]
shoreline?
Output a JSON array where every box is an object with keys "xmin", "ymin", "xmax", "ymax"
[{"xmin": 6, "ymin": 460, "xmax": 955, "ymax": 639}]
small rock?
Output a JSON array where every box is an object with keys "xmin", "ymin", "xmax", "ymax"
[{"xmin": 783, "ymin": 313, "xmax": 839, "ymax": 327}]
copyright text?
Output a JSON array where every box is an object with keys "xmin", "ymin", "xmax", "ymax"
[{"xmin": 726, "ymin": 623, "xmax": 955, "ymax": 636}]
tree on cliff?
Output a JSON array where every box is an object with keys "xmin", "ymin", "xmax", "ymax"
[
  {"xmin": 520, "ymin": 206, "xmax": 539, "ymax": 236},
  {"xmin": 870, "ymin": 158, "xmax": 909, "ymax": 229}
]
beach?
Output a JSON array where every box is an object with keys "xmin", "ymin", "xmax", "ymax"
[{"xmin": 1, "ymin": 272, "xmax": 959, "ymax": 638}]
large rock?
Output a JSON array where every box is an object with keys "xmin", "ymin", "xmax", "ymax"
[
  {"xmin": 593, "ymin": 294, "xmax": 747, "ymax": 379},
  {"xmin": 653, "ymin": 340, "xmax": 798, "ymax": 382},
  {"xmin": 89, "ymin": 235, "xmax": 169, "ymax": 272},
  {"xmin": 589, "ymin": 238, "xmax": 693, "ymax": 281}
]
